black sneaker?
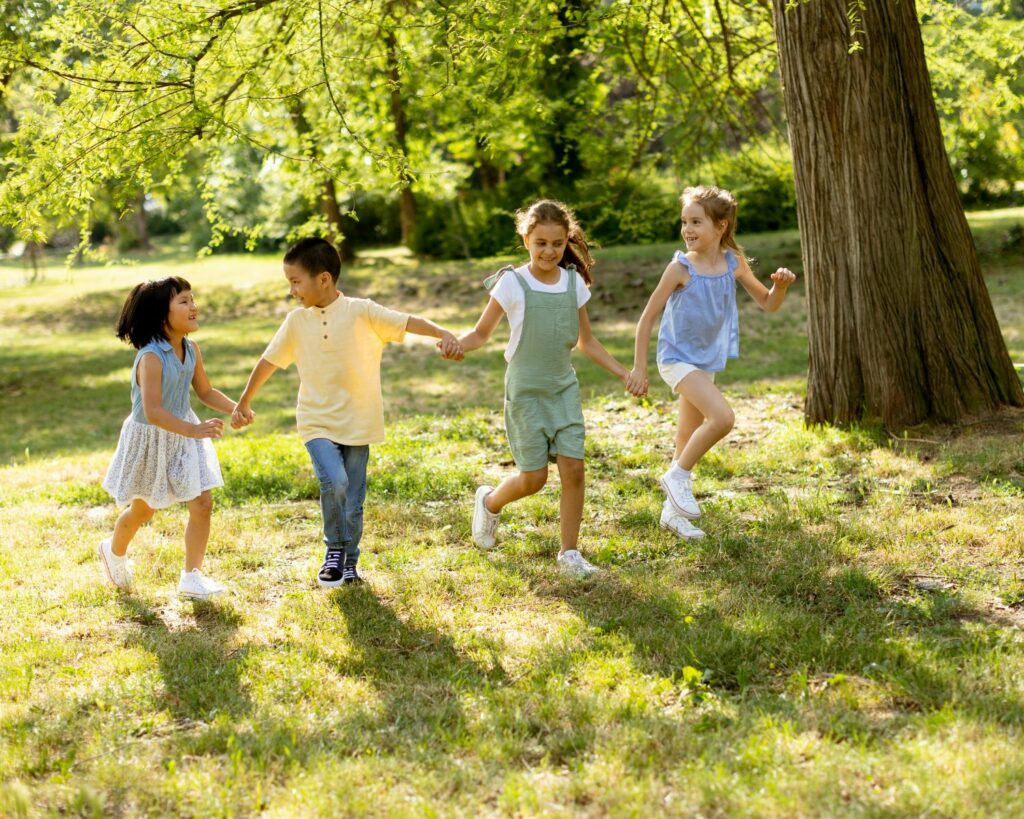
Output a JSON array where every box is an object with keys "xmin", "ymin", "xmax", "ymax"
[
  {"xmin": 342, "ymin": 564, "xmax": 362, "ymax": 585},
  {"xmin": 317, "ymin": 549, "xmax": 345, "ymax": 588}
]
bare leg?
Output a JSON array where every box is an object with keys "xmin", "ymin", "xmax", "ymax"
[
  {"xmin": 485, "ymin": 467, "xmax": 548, "ymax": 513},
  {"xmin": 672, "ymin": 392, "xmax": 706, "ymax": 462},
  {"xmin": 183, "ymin": 491, "xmax": 213, "ymax": 572},
  {"xmin": 110, "ymin": 499, "xmax": 155, "ymax": 557},
  {"xmin": 674, "ymin": 372, "xmax": 735, "ymax": 470},
  {"xmin": 555, "ymin": 456, "xmax": 584, "ymax": 556}
]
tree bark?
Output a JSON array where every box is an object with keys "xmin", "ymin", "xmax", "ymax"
[{"xmin": 771, "ymin": 0, "xmax": 1023, "ymax": 428}]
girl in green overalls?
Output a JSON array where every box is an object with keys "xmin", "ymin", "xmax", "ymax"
[{"xmin": 454, "ymin": 200, "xmax": 646, "ymax": 577}]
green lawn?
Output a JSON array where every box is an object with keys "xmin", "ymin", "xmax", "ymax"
[{"xmin": 1, "ymin": 213, "xmax": 1023, "ymax": 816}]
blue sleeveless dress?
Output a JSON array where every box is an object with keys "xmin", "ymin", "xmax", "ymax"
[
  {"xmin": 657, "ymin": 249, "xmax": 740, "ymax": 372},
  {"xmin": 102, "ymin": 338, "xmax": 223, "ymax": 508}
]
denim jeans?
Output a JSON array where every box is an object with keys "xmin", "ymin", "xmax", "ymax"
[{"xmin": 303, "ymin": 439, "xmax": 370, "ymax": 566}]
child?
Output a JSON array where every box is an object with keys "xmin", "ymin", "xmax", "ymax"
[
  {"xmin": 454, "ymin": 200, "xmax": 644, "ymax": 577},
  {"xmin": 230, "ymin": 237, "xmax": 461, "ymax": 587},
  {"xmin": 631, "ymin": 185, "xmax": 796, "ymax": 538},
  {"xmin": 100, "ymin": 277, "xmax": 236, "ymax": 599}
]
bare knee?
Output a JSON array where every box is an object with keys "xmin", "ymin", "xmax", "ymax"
[
  {"xmin": 519, "ymin": 470, "xmax": 548, "ymax": 495},
  {"xmin": 128, "ymin": 501, "xmax": 155, "ymax": 524},
  {"xmin": 190, "ymin": 492, "xmax": 214, "ymax": 518},
  {"xmin": 558, "ymin": 459, "xmax": 584, "ymax": 488},
  {"xmin": 709, "ymin": 408, "xmax": 735, "ymax": 438}
]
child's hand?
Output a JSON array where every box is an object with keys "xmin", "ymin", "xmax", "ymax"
[
  {"xmin": 231, "ymin": 405, "xmax": 255, "ymax": 429},
  {"xmin": 771, "ymin": 267, "xmax": 796, "ymax": 288},
  {"xmin": 625, "ymin": 368, "xmax": 648, "ymax": 397},
  {"xmin": 192, "ymin": 418, "xmax": 224, "ymax": 439},
  {"xmin": 437, "ymin": 332, "xmax": 464, "ymax": 361}
]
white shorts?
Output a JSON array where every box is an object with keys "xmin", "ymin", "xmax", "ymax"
[{"xmin": 658, "ymin": 361, "xmax": 715, "ymax": 392}]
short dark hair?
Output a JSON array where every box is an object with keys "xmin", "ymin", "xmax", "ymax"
[
  {"xmin": 115, "ymin": 277, "xmax": 192, "ymax": 349},
  {"xmin": 283, "ymin": 237, "xmax": 341, "ymax": 282}
]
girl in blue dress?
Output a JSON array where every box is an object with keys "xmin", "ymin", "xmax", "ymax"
[
  {"xmin": 100, "ymin": 277, "xmax": 237, "ymax": 599},
  {"xmin": 631, "ymin": 186, "xmax": 797, "ymax": 538}
]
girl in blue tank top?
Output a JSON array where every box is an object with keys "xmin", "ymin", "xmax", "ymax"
[
  {"xmin": 99, "ymin": 277, "xmax": 239, "ymax": 600},
  {"xmin": 631, "ymin": 186, "xmax": 797, "ymax": 538}
]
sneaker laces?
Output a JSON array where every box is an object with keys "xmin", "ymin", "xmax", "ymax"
[
  {"xmin": 322, "ymin": 550, "xmax": 344, "ymax": 571},
  {"xmin": 342, "ymin": 564, "xmax": 358, "ymax": 581}
]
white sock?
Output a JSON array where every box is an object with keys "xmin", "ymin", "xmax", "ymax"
[{"xmin": 668, "ymin": 463, "xmax": 691, "ymax": 479}]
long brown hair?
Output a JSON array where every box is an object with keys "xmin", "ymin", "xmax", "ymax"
[
  {"xmin": 514, "ymin": 199, "xmax": 595, "ymax": 284},
  {"xmin": 681, "ymin": 185, "xmax": 746, "ymax": 260}
]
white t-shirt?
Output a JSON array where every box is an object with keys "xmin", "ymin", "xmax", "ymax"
[{"xmin": 489, "ymin": 265, "xmax": 592, "ymax": 361}]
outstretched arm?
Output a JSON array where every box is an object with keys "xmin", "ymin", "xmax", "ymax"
[
  {"xmin": 456, "ymin": 298, "xmax": 505, "ymax": 355},
  {"xmin": 190, "ymin": 341, "xmax": 238, "ymax": 415},
  {"xmin": 577, "ymin": 307, "xmax": 645, "ymax": 396},
  {"xmin": 231, "ymin": 358, "xmax": 278, "ymax": 428},
  {"xmin": 630, "ymin": 261, "xmax": 687, "ymax": 393},
  {"xmin": 736, "ymin": 258, "xmax": 796, "ymax": 312},
  {"xmin": 405, "ymin": 315, "xmax": 462, "ymax": 359}
]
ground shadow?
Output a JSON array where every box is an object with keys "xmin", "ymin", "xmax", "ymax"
[{"xmin": 118, "ymin": 594, "xmax": 251, "ymax": 722}]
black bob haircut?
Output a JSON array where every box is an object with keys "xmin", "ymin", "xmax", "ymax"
[
  {"xmin": 115, "ymin": 277, "xmax": 192, "ymax": 349},
  {"xmin": 283, "ymin": 237, "xmax": 341, "ymax": 282}
]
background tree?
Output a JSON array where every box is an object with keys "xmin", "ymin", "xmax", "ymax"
[{"xmin": 771, "ymin": 0, "xmax": 1023, "ymax": 428}]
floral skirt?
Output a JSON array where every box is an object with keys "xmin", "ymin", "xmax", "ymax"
[{"xmin": 102, "ymin": 412, "xmax": 223, "ymax": 509}]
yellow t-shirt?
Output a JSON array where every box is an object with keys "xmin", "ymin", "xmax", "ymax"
[{"xmin": 262, "ymin": 295, "xmax": 410, "ymax": 445}]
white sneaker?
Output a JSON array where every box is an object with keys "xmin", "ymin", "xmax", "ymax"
[
  {"xmin": 557, "ymin": 549, "xmax": 601, "ymax": 578},
  {"xmin": 660, "ymin": 468, "xmax": 701, "ymax": 518},
  {"xmin": 178, "ymin": 569, "xmax": 226, "ymax": 600},
  {"xmin": 98, "ymin": 538, "xmax": 132, "ymax": 589},
  {"xmin": 472, "ymin": 485, "xmax": 499, "ymax": 549},
  {"xmin": 660, "ymin": 503, "xmax": 706, "ymax": 539}
]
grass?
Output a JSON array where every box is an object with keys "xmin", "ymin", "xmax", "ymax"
[{"xmin": 1, "ymin": 211, "xmax": 1023, "ymax": 816}]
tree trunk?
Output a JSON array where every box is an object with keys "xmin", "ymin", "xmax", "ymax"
[
  {"xmin": 132, "ymin": 190, "xmax": 153, "ymax": 251},
  {"xmin": 286, "ymin": 97, "xmax": 354, "ymax": 262},
  {"xmin": 771, "ymin": 0, "xmax": 1023, "ymax": 428},
  {"xmin": 319, "ymin": 177, "xmax": 355, "ymax": 263},
  {"xmin": 385, "ymin": 23, "xmax": 416, "ymax": 246}
]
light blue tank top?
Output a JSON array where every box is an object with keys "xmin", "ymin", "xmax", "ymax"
[
  {"xmin": 129, "ymin": 338, "xmax": 195, "ymax": 424},
  {"xmin": 657, "ymin": 249, "xmax": 739, "ymax": 372}
]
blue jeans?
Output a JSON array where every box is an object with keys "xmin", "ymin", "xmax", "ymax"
[{"xmin": 304, "ymin": 439, "xmax": 370, "ymax": 566}]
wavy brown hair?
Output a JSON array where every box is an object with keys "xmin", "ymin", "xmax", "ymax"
[{"xmin": 514, "ymin": 199, "xmax": 595, "ymax": 284}]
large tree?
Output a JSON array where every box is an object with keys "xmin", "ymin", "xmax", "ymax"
[{"xmin": 771, "ymin": 0, "xmax": 1023, "ymax": 428}]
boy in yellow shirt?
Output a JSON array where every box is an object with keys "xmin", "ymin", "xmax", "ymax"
[{"xmin": 232, "ymin": 238, "xmax": 461, "ymax": 587}]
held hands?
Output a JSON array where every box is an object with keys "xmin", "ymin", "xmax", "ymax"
[
  {"xmin": 230, "ymin": 404, "xmax": 256, "ymax": 430},
  {"xmin": 771, "ymin": 267, "xmax": 796, "ymax": 289},
  {"xmin": 192, "ymin": 418, "xmax": 224, "ymax": 439},
  {"xmin": 624, "ymin": 368, "xmax": 648, "ymax": 398},
  {"xmin": 436, "ymin": 331, "xmax": 465, "ymax": 361}
]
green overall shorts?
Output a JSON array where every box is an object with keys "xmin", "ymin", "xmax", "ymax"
[{"xmin": 502, "ymin": 267, "xmax": 586, "ymax": 471}]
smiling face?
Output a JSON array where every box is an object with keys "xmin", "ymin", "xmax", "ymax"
[
  {"xmin": 284, "ymin": 262, "xmax": 333, "ymax": 308},
  {"xmin": 523, "ymin": 221, "xmax": 568, "ymax": 278},
  {"xmin": 681, "ymin": 200, "xmax": 727, "ymax": 254},
  {"xmin": 164, "ymin": 288, "xmax": 198, "ymax": 336}
]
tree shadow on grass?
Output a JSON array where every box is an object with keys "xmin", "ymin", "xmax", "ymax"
[
  {"xmin": 118, "ymin": 595, "xmax": 251, "ymax": 723},
  {"xmin": 509, "ymin": 506, "xmax": 1024, "ymax": 742},
  {"xmin": 322, "ymin": 585, "xmax": 508, "ymax": 752}
]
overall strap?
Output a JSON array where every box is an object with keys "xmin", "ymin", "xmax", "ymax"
[
  {"xmin": 565, "ymin": 263, "xmax": 578, "ymax": 296},
  {"xmin": 483, "ymin": 264, "xmax": 516, "ymax": 292}
]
